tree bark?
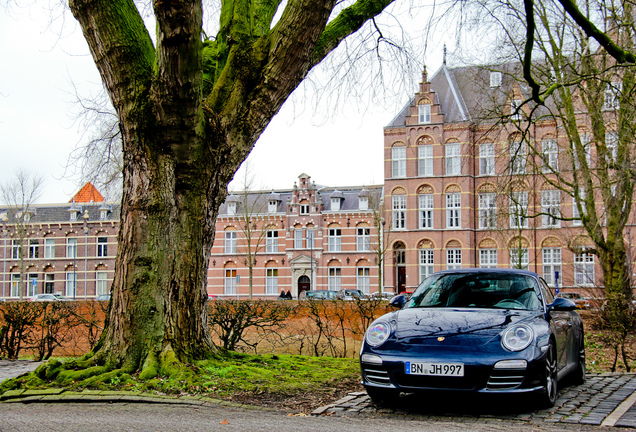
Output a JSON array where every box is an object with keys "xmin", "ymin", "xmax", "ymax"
[{"xmin": 67, "ymin": 0, "xmax": 395, "ymax": 373}]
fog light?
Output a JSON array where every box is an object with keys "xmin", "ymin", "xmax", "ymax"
[
  {"xmin": 361, "ymin": 354, "xmax": 383, "ymax": 365},
  {"xmin": 494, "ymin": 359, "xmax": 527, "ymax": 369}
]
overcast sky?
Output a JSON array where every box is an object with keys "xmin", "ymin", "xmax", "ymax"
[{"xmin": 0, "ymin": 3, "xmax": 445, "ymax": 204}]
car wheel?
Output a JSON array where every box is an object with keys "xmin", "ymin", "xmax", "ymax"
[
  {"xmin": 537, "ymin": 342, "xmax": 558, "ymax": 408},
  {"xmin": 365, "ymin": 387, "xmax": 398, "ymax": 405},
  {"xmin": 571, "ymin": 336, "xmax": 586, "ymax": 386}
]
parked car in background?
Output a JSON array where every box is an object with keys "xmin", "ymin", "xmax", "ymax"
[
  {"xmin": 337, "ymin": 289, "xmax": 366, "ymax": 300},
  {"xmin": 207, "ymin": 294, "xmax": 225, "ymax": 301},
  {"xmin": 30, "ymin": 293, "xmax": 72, "ymax": 302},
  {"xmin": 360, "ymin": 269, "xmax": 585, "ymax": 408},
  {"xmin": 369, "ymin": 292, "xmax": 395, "ymax": 301},
  {"xmin": 298, "ymin": 290, "xmax": 338, "ymax": 300},
  {"xmin": 560, "ymin": 292, "xmax": 591, "ymax": 309},
  {"xmin": 95, "ymin": 294, "xmax": 111, "ymax": 301}
]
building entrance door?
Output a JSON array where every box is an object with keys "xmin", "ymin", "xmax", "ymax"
[{"xmin": 298, "ymin": 275, "xmax": 311, "ymax": 295}]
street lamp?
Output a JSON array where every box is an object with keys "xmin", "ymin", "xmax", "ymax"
[
  {"xmin": 1, "ymin": 213, "xmax": 7, "ymax": 300},
  {"xmin": 83, "ymin": 210, "xmax": 90, "ymax": 300}
]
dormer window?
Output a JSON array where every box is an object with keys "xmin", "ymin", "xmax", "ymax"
[
  {"xmin": 418, "ymin": 104, "xmax": 431, "ymax": 124},
  {"xmin": 331, "ymin": 198, "xmax": 341, "ymax": 211},
  {"xmin": 100, "ymin": 210, "xmax": 109, "ymax": 220},
  {"xmin": 490, "ymin": 71, "xmax": 502, "ymax": 87},
  {"xmin": 70, "ymin": 211, "xmax": 78, "ymax": 221},
  {"xmin": 23, "ymin": 212, "xmax": 31, "ymax": 223},
  {"xmin": 268, "ymin": 200, "xmax": 277, "ymax": 213},
  {"xmin": 359, "ymin": 196, "xmax": 368, "ymax": 211},
  {"xmin": 227, "ymin": 202, "xmax": 237, "ymax": 215}
]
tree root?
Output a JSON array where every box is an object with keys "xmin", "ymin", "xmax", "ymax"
[{"xmin": 1, "ymin": 346, "xmax": 203, "ymax": 395}]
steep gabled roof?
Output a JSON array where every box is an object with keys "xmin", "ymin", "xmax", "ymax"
[{"xmin": 69, "ymin": 182, "xmax": 104, "ymax": 203}]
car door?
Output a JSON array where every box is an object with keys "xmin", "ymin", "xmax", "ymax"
[{"xmin": 539, "ymin": 279, "xmax": 571, "ymax": 371}]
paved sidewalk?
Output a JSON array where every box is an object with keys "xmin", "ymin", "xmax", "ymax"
[
  {"xmin": 0, "ymin": 360, "xmax": 43, "ymax": 383},
  {"xmin": 313, "ymin": 373, "xmax": 636, "ymax": 428}
]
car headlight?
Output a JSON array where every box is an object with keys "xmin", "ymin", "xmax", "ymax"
[
  {"xmin": 502, "ymin": 324, "xmax": 534, "ymax": 351},
  {"xmin": 366, "ymin": 321, "xmax": 391, "ymax": 347}
]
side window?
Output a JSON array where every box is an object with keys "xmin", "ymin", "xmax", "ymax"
[{"xmin": 539, "ymin": 278, "xmax": 555, "ymax": 307}]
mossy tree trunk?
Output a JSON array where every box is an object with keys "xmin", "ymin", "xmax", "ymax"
[{"xmin": 67, "ymin": 0, "xmax": 394, "ymax": 373}]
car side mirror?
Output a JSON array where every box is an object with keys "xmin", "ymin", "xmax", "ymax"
[
  {"xmin": 548, "ymin": 297, "xmax": 577, "ymax": 311},
  {"xmin": 389, "ymin": 294, "xmax": 407, "ymax": 308}
]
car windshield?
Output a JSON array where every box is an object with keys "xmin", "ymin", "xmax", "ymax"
[{"xmin": 406, "ymin": 272, "xmax": 542, "ymax": 311}]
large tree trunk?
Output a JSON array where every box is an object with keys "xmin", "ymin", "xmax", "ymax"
[{"xmin": 67, "ymin": 0, "xmax": 394, "ymax": 373}]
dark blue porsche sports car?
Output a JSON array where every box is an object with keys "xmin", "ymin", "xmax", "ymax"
[{"xmin": 360, "ymin": 269, "xmax": 585, "ymax": 407}]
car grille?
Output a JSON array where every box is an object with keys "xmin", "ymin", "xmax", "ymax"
[
  {"xmin": 394, "ymin": 374, "xmax": 479, "ymax": 390},
  {"xmin": 486, "ymin": 369, "xmax": 525, "ymax": 390},
  {"xmin": 362, "ymin": 367, "xmax": 391, "ymax": 386}
]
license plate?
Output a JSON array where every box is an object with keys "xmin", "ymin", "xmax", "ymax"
[{"xmin": 405, "ymin": 361, "xmax": 464, "ymax": 376}]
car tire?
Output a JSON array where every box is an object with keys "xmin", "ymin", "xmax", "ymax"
[
  {"xmin": 570, "ymin": 335, "xmax": 586, "ymax": 386},
  {"xmin": 537, "ymin": 342, "xmax": 558, "ymax": 408},
  {"xmin": 366, "ymin": 387, "xmax": 398, "ymax": 405}
]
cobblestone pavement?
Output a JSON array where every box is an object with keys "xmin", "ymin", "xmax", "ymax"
[
  {"xmin": 2, "ymin": 361, "xmax": 636, "ymax": 428},
  {"xmin": 312, "ymin": 373, "xmax": 636, "ymax": 429}
]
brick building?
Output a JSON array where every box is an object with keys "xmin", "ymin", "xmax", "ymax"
[
  {"xmin": 383, "ymin": 62, "xmax": 632, "ymax": 297},
  {"xmin": 207, "ymin": 174, "xmax": 383, "ymax": 298},
  {"xmin": 0, "ymin": 183, "xmax": 119, "ymax": 300}
]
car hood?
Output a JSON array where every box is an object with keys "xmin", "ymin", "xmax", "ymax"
[{"xmin": 392, "ymin": 308, "xmax": 537, "ymax": 346}]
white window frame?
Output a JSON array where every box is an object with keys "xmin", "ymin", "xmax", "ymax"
[
  {"xmin": 266, "ymin": 268, "xmax": 278, "ymax": 295},
  {"xmin": 11, "ymin": 239, "xmax": 20, "ymax": 259},
  {"xmin": 266, "ymin": 230, "xmax": 278, "ymax": 253},
  {"xmin": 605, "ymin": 132, "xmax": 618, "ymax": 163},
  {"xmin": 511, "ymin": 99, "xmax": 522, "ymax": 120},
  {"xmin": 10, "ymin": 274, "xmax": 21, "ymax": 297},
  {"xmin": 418, "ymin": 194, "xmax": 434, "ymax": 229},
  {"xmin": 357, "ymin": 267, "xmax": 370, "ymax": 294},
  {"xmin": 392, "ymin": 195, "xmax": 407, "ymax": 230},
  {"xmin": 479, "ymin": 143, "xmax": 495, "ymax": 175},
  {"xmin": 357, "ymin": 228, "xmax": 370, "ymax": 252},
  {"xmin": 27, "ymin": 273, "xmax": 37, "ymax": 297},
  {"xmin": 510, "ymin": 140, "xmax": 527, "ymax": 174},
  {"xmin": 572, "ymin": 188, "xmax": 585, "ymax": 226},
  {"xmin": 510, "ymin": 248, "xmax": 529, "ymax": 270},
  {"xmin": 96, "ymin": 271, "xmax": 108, "ymax": 296},
  {"xmin": 331, "ymin": 198, "xmax": 341, "ymax": 211},
  {"xmin": 446, "ymin": 249, "xmax": 462, "ymax": 270},
  {"xmin": 392, "ymin": 146, "xmax": 406, "ymax": 178},
  {"xmin": 574, "ymin": 253, "xmax": 595, "ymax": 286},
  {"xmin": 479, "ymin": 249, "xmax": 498, "ymax": 268},
  {"xmin": 358, "ymin": 196, "xmax": 368, "ymax": 211},
  {"xmin": 66, "ymin": 238, "xmax": 78, "ymax": 259},
  {"xmin": 268, "ymin": 201, "xmax": 278, "ymax": 213},
  {"xmin": 541, "ymin": 190, "xmax": 561, "ymax": 227},
  {"xmin": 328, "ymin": 228, "xmax": 341, "ymax": 252},
  {"xmin": 419, "ymin": 249, "xmax": 434, "ymax": 282},
  {"xmin": 418, "ymin": 145, "xmax": 434, "ymax": 176},
  {"xmin": 509, "ymin": 191, "xmax": 529, "ymax": 229},
  {"xmin": 418, "ymin": 104, "xmax": 431, "ymax": 124},
  {"xmin": 445, "ymin": 143, "xmax": 461, "ymax": 175},
  {"xmin": 227, "ymin": 202, "xmax": 237, "ymax": 215},
  {"xmin": 97, "ymin": 237, "xmax": 108, "ymax": 257},
  {"xmin": 478, "ymin": 193, "xmax": 496, "ymax": 229},
  {"xmin": 542, "ymin": 138, "xmax": 559, "ymax": 172},
  {"xmin": 66, "ymin": 271, "xmax": 76, "ymax": 298},
  {"xmin": 328, "ymin": 267, "xmax": 341, "ymax": 290},
  {"xmin": 306, "ymin": 229, "xmax": 315, "ymax": 249},
  {"xmin": 603, "ymin": 81, "xmax": 622, "ymax": 111},
  {"xmin": 446, "ymin": 193, "xmax": 461, "ymax": 228},
  {"xmin": 44, "ymin": 238, "xmax": 55, "ymax": 259},
  {"xmin": 542, "ymin": 248, "xmax": 562, "ymax": 286},
  {"xmin": 28, "ymin": 240, "xmax": 39, "ymax": 259},
  {"xmin": 224, "ymin": 231, "xmax": 237, "ymax": 254},
  {"xmin": 44, "ymin": 274, "xmax": 54, "ymax": 294},
  {"xmin": 224, "ymin": 269, "xmax": 237, "ymax": 294},
  {"xmin": 294, "ymin": 229, "xmax": 303, "ymax": 249}
]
